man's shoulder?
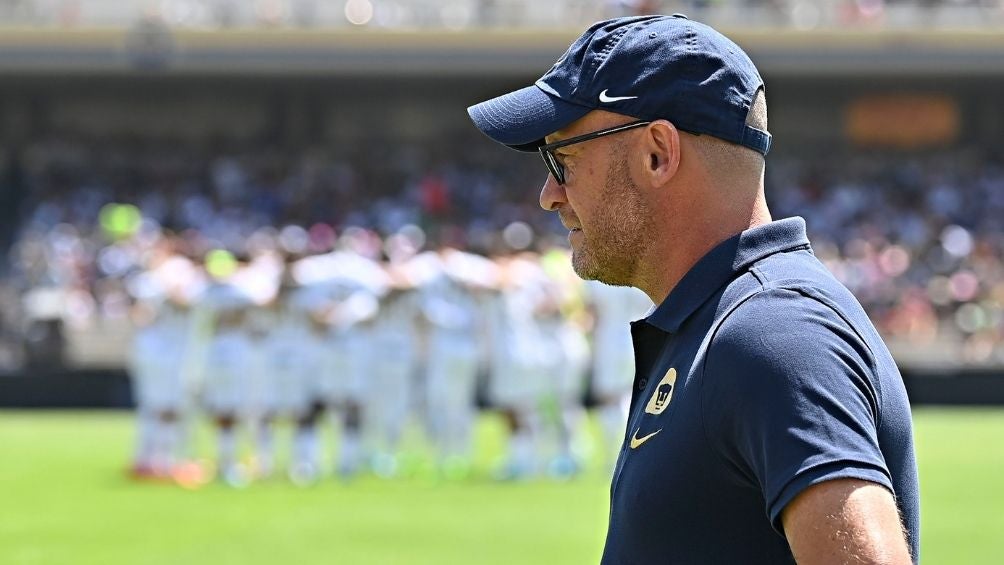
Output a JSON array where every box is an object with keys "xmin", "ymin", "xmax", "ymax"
[
  {"xmin": 748, "ymin": 246, "xmax": 842, "ymax": 297},
  {"xmin": 705, "ymin": 250, "xmax": 898, "ymax": 411},
  {"xmin": 716, "ymin": 247, "xmax": 873, "ymax": 339},
  {"xmin": 708, "ymin": 247, "xmax": 888, "ymax": 376}
]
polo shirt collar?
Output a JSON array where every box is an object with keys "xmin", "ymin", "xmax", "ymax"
[{"xmin": 645, "ymin": 217, "xmax": 811, "ymax": 333}]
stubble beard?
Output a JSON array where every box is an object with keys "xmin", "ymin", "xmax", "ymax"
[{"xmin": 570, "ymin": 152, "xmax": 652, "ymax": 287}]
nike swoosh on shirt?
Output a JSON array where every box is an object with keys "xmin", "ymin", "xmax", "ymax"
[
  {"xmin": 629, "ymin": 427, "xmax": 662, "ymax": 449},
  {"xmin": 599, "ymin": 89, "xmax": 638, "ymax": 103}
]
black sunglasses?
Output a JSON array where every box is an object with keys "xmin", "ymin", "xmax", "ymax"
[{"xmin": 538, "ymin": 120, "xmax": 651, "ymax": 185}]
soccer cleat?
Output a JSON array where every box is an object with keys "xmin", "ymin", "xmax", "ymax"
[
  {"xmin": 288, "ymin": 461, "xmax": 319, "ymax": 487},
  {"xmin": 370, "ymin": 452, "xmax": 399, "ymax": 479},
  {"xmin": 335, "ymin": 459, "xmax": 360, "ymax": 482},
  {"xmin": 251, "ymin": 456, "xmax": 275, "ymax": 481},
  {"xmin": 171, "ymin": 460, "xmax": 210, "ymax": 489},
  {"xmin": 220, "ymin": 463, "xmax": 252, "ymax": 488},
  {"xmin": 492, "ymin": 459, "xmax": 534, "ymax": 482},
  {"xmin": 127, "ymin": 463, "xmax": 163, "ymax": 481},
  {"xmin": 547, "ymin": 455, "xmax": 581, "ymax": 480}
]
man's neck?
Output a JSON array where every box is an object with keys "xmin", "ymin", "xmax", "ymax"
[{"xmin": 637, "ymin": 199, "xmax": 772, "ymax": 305}]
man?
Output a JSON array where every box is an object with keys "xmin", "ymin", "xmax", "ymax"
[
  {"xmin": 255, "ymin": 266, "xmax": 316, "ymax": 481},
  {"xmin": 413, "ymin": 241, "xmax": 493, "ymax": 478},
  {"xmin": 313, "ymin": 243, "xmax": 383, "ymax": 480},
  {"xmin": 364, "ymin": 260, "xmax": 420, "ymax": 478},
  {"xmin": 483, "ymin": 247, "xmax": 552, "ymax": 479},
  {"xmin": 194, "ymin": 252, "xmax": 255, "ymax": 486},
  {"xmin": 467, "ymin": 14, "xmax": 919, "ymax": 564},
  {"xmin": 128, "ymin": 295, "xmax": 189, "ymax": 479}
]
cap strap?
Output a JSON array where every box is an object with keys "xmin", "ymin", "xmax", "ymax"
[{"xmin": 740, "ymin": 125, "xmax": 772, "ymax": 156}]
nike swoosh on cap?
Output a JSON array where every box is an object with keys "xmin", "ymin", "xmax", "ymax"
[{"xmin": 599, "ymin": 89, "xmax": 638, "ymax": 103}]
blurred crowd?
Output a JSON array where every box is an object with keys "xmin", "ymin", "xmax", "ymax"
[
  {"xmin": 1, "ymin": 0, "xmax": 1001, "ymax": 30},
  {"xmin": 1, "ymin": 134, "xmax": 1002, "ymax": 483},
  {"xmin": 3, "ymin": 136, "xmax": 1002, "ymax": 369},
  {"xmin": 769, "ymin": 149, "xmax": 1004, "ymax": 367}
]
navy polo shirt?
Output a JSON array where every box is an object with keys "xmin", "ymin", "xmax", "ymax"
[{"xmin": 600, "ymin": 217, "xmax": 919, "ymax": 564}]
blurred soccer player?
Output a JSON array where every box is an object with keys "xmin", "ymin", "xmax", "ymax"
[
  {"xmin": 583, "ymin": 280, "xmax": 652, "ymax": 469},
  {"xmin": 537, "ymin": 246, "xmax": 591, "ymax": 478},
  {"xmin": 309, "ymin": 241, "xmax": 384, "ymax": 480},
  {"xmin": 363, "ymin": 262, "xmax": 420, "ymax": 478},
  {"xmin": 286, "ymin": 298, "xmax": 335, "ymax": 484},
  {"xmin": 484, "ymin": 249, "xmax": 550, "ymax": 479},
  {"xmin": 126, "ymin": 240, "xmax": 204, "ymax": 480},
  {"xmin": 248, "ymin": 266, "xmax": 305, "ymax": 480},
  {"xmin": 195, "ymin": 251, "xmax": 255, "ymax": 486},
  {"xmin": 128, "ymin": 296, "xmax": 190, "ymax": 478},
  {"xmin": 415, "ymin": 243, "xmax": 495, "ymax": 477}
]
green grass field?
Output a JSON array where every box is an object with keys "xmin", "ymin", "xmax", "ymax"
[{"xmin": 0, "ymin": 408, "xmax": 1001, "ymax": 564}]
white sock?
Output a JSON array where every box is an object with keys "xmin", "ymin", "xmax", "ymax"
[
  {"xmin": 448, "ymin": 408, "xmax": 474, "ymax": 460},
  {"xmin": 133, "ymin": 412, "xmax": 156, "ymax": 469},
  {"xmin": 158, "ymin": 420, "xmax": 180, "ymax": 472},
  {"xmin": 558, "ymin": 404, "xmax": 586, "ymax": 459},
  {"xmin": 339, "ymin": 429, "xmax": 362, "ymax": 472},
  {"xmin": 218, "ymin": 427, "xmax": 237, "ymax": 472},
  {"xmin": 294, "ymin": 427, "xmax": 318, "ymax": 469},
  {"xmin": 256, "ymin": 422, "xmax": 274, "ymax": 473},
  {"xmin": 510, "ymin": 427, "xmax": 534, "ymax": 472}
]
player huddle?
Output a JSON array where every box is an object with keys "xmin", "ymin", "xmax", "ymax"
[{"xmin": 127, "ymin": 228, "xmax": 652, "ymax": 486}]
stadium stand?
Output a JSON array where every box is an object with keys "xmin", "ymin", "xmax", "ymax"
[
  {"xmin": 2, "ymin": 135, "xmax": 1002, "ymax": 370},
  {"xmin": 0, "ymin": 2, "xmax": 1001, "ymax": 401},
  {"xmin": 1, "ymin": 0, "xmax": 1004, "ymax": 30}
]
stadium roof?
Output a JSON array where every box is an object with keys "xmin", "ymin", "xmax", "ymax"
[{"xmin": 3, "ymin": 27, "xmax": 1004, "ymax": 76}]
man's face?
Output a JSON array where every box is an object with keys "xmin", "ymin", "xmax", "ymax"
[{"xmin": 540, "ymin": 112, "xmax": 654, "ymax": 287}]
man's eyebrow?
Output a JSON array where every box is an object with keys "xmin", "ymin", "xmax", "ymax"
[
  {"xmin": 544, "ymin": 128, "xmax": 575, "ymax": 146},
  {"xmin": 553, "ymin": 141, "xmax": 583, "ymax": 154}
]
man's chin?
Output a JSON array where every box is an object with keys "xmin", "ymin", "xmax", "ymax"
[
  {"xmin": 570, "ymin": 250, "xmax": 597, "ymax": 281},
  {"xmin": 573, "ymin": 251, "xmax": 635, "ymax": 287},
  {"xmin": 571, "ymin": 251, "xmax": 609, "ymax": 283}
]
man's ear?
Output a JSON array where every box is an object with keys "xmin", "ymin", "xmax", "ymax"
[{"xmin": 640, "ymin": 120, "xmax": 681, "ymax": 187}]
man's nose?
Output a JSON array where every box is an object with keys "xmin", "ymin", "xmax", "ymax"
[{"xmin": 539, "ymin": 174, "xmax": 567, "ymax": 212}]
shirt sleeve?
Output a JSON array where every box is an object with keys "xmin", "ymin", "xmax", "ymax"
[{"xmin": 701, "ymin": 287, "xmax": 893, "ymax": 534}]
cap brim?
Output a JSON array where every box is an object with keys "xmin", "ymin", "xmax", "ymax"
[{"xmin": 467, "ymin": 85, "xmax": 592, "ymax": 152}]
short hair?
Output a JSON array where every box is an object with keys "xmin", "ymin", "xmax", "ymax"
[
  {"xmin": 746, "ymin": 87, "xmax": 768, "ymax": 132},
  {"xmin": 689, "ymin": 88, "xmax": 767, "ymax": 184}
]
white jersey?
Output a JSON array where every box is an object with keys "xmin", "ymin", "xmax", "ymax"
[
  {"xmin": 369, "ymin": 288, "xmax": 419, "ymax": 360},
  {"xmin": 485, "ymin": 258, "xmax": 551, "ymax": 408},
  {"xmin": 421, "ymin": 271, "xmax": 481, "ymax": 351},
  {"xmin": 536, "ymin": 251, "xmax": 591, "ymax": 402},
  {"xmin": 193, "ymin": 281, "xmax": 255, "ymax": 414},
  {"xmin": 363, "ymin": 287, "xmax": 420, "ymax": 437},
  {"xmin": 420, "ymin": 269, "xmax": 485, "ymax": 418},
  {"xmin": 201, "ymin": 328, "xmax": 252, "ymax": 414},
  {"xmin": 130, "ymin": 305, "xmax": 189, "ymax": 413},
  {"xmin": 318, "ymin": 279, "xmax": 377, "ymax": 405},
  {"xmin": 587, "ymin": 281, "xmax": 653, "ymax": 398},
  {"xmin": 537, "ymin": 311, "xmax": 590, "ymax": 403},
  {"xmin": 255, "ymin": 306, "xmax": 314, "ymax": 416}
]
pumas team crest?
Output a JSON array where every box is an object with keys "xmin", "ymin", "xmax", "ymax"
[{"xmin": 645, "ymin": 367, "xmax": 677, "ymax": 415}]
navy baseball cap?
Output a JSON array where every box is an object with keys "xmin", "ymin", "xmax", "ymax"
[{"xmin": 467, "ymin": 14, "xmax": 771, "ymax": 155}]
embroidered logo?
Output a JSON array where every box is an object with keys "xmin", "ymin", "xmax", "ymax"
[
  {"xmin": 629, "ymin": 427, "xmax": 662, "ymax": 449},
  {"xmin": 598, "ymin": 89, "xmax": 638, "ymax": 103},
  {"xmin": 645, "ymin": 367, "xmax": 677, "ymax": 415}
]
